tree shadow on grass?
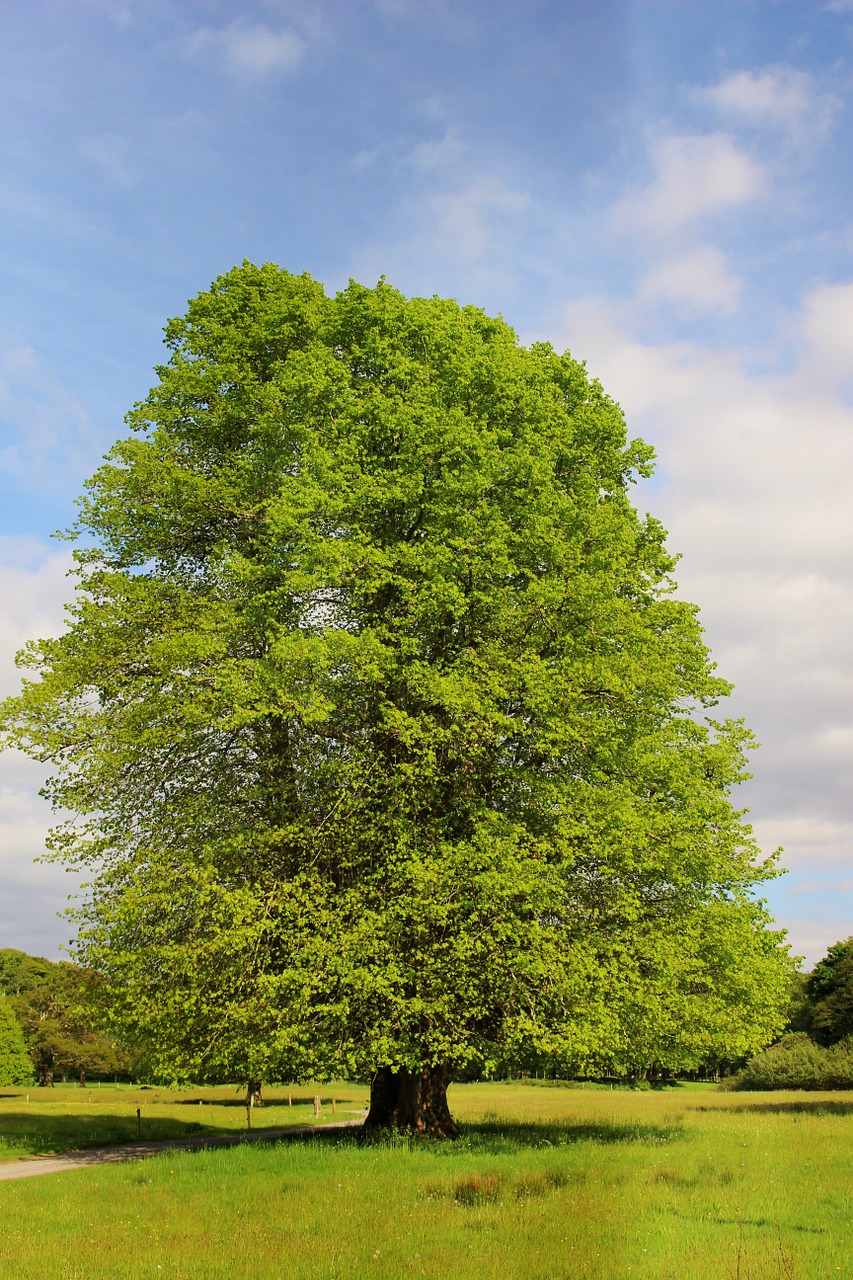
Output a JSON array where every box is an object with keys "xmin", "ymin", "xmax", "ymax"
[
  {"xmin": 456, "ymin": 1118, "xmax": 683, "ymax": 1153},
  {"xmin": 319, "ymin": 1117, "xmax": 683, "ymax": 1155},
  {"xmin": 0, "ymin": 1111, "xmax": 683, "ymax": 1162},
  {"xmin": 0, "ymin": 1112, "xmax": 208, "ymax": 1157},
  {"xmin": 695, "ymin": 1100, "xmax": 853, "ymax": 1117},
  {"xmin": 173, "ymin": 1094, "xmax": 334, "ymax": 1109}
]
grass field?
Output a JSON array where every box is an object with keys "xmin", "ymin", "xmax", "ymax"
[
  {"xmin": 0, "ymin": 1082, "xmax": 366, "ymax": 1161},
  {"xmin": 1, "ymin": 1081, "xmax": 851, "ymax": 1278}
]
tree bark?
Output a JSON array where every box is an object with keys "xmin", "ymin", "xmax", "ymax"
[
  {"xmin": 246, "ymin": 1080, "xmax": 263, "ymax": 1107},
  {"xmin": 364, "ymin": 1065, "xmax": 458, "ymax": 1138}
]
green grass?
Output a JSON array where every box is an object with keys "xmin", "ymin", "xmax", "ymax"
[
  {"xmin": 1, "ymin": 1082, "xmax": 852, "ymax": 1278},
  {"xmin": 0, "ymin": 1082, "xmax": 366, "ymax": 1160}
]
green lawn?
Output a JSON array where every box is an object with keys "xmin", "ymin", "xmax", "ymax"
[
  {"xmin": 1, "ymin": 1082, "xmax": 851, "ymax": 1278},
  {"xmin": 0, "ymin": 1082, "xmax": 366, "ymax": 1160}
]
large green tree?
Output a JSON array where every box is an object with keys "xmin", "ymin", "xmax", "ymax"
[{"xmin": 1, "ymin": 264, "xmax": 791, "ymax": 1133}]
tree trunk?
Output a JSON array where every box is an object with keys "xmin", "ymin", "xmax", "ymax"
[
  {"xmin": 364, "ymin": 1065, "xmax": 458, "ymax": 1138},
  {"xmin": 246, "ymin": 1080, "xmax": 263, "ymax": 1107},
  {"xmin": 38, "ymin": 1066, "xmax": 54, "ymax": 1088}
]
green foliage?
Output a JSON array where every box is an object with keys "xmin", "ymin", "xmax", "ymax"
[
  {"xmin": 0, "ymin": 948, "xmax": 56, "ymax": 1008},
  {"xmin": 0, "ymin": 996, "xmax": 34, "ymax": 1086},
  {"xmin": 804, "ymin": 936, "xmax": 853, "ymax": 1046},
  {"xmin": 0, "ymin": 264, "xmax": 793, "ymax": 1089},
  {"xmin": 723, "ymin": 1031, "xmax": 853, "ymax": 1090},
  {"xmin": 780, "ymin": 969, "xmax": 811, "ymax": 1035},
  {"xmin": 20, "ymin": 962, "xmax": 131, "ymax": 1086},
  {"xmin": 0, "ymin": 950, "xmax": 132, "ymax": 1086}
]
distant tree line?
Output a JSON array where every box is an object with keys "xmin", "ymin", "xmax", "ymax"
[{"xmin": 0, "ymin": 949, "xmax": 134, "ymax": 1087}]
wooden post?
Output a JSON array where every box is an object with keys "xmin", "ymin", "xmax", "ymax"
[
  {"xmin": 287, "ymin": 1092, "xmax": 292, "ymax": 1107},
  {"xmin": 136, "ymin": 1107, "xmax": 141, "ymax": 1138},
  {"xmin": 313, "ymin": 1094, "xmax": 320, "ymax": 1118},
  {"xmin": 246, "ymin": 1095, "xmax": 253, "ymax": 1129},
  {"xmin": 331, "ymin": 1098, "xmax": 336, "ymax": 1116}
]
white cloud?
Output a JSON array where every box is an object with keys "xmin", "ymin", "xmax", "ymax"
[
  {"xmin": 612, "ymin": 132, "xmax": 766, "ymax": 237},
  {"xmin": 783, "ymin": 918, "xmax": 853, "ymax": 968},
  {"xmin": 0, "ymin": 540, "xmax": 79, "ymax": 959},
  {"xmin": 550, "ymin": 288, "xmax": 853, "ymax": 962},
  {"xmin": 352, "ymin": 168, "xmax": 531, "ymax": 298},
  {"xmin": 0, "ymin": 773, "xmax": 84, "ymax": 961},
  {"xmin": 184, "ymin": 21, "xmax": 305, "ymax": 77},
  {"xmin": 428, "ymin": 174, "xmax": 530, "ymax": 261},
  {"xmin": 0, "ymin": 536, "xmax": 73, "ymax": 696},
  {"xmin": 552, "ymin": 296, "xmax": 853, "ymax": 917},
  {"xmin": 350, "ymin": 124, "xmax": 531, "ymax": 297},
  {"xmin": 798, "ymin": 280, "xmax": 853, "ymax": 385},
  {"xmin": 693, "ymin": 66, "xmax": 840, "ymax": 145},
  {"xmin": 409, "ymin": 126, "xmax": 467, "ymax": 173},
  {"xmin": 638, "ymin": 246, "xmax": 742, "ymax": 316}
]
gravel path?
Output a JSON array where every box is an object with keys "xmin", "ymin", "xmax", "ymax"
[{"xmin": 0, "ymin": 1119, "xmax": 364, "ymax": 1183}]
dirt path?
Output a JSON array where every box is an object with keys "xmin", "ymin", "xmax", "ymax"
[{"xmin": 0, "ymin": 1119, "xmax": 363, "ymax": 1183}]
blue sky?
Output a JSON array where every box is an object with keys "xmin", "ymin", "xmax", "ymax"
[{"xmin": 2, "ymin": 0, "xmax": 853, "ymax": 965}]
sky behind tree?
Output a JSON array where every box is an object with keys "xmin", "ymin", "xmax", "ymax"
[{"xmin": 2, "ymin": 0, "xmax": 852, "ymax": 964}]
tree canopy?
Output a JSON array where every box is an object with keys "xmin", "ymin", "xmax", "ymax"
[
  {"xmin": 0, "ymin": 264, "xmax": 792, "ymax": 1132},
  {"xmin": 0, "ymin": 948, "xmax": 55, "ymax": 1004},
  {"xmin": 805, "ymin": 937, "xmax": 853, "ymax": 1047},
  {"xmin": 0, "ymin": 996, "xmax": 34, "ymax": 1087},
  {"xmin": 0, "ymin": 950, "xmax": 129, "ymax": 1086}
]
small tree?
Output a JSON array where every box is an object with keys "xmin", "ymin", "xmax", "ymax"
[
  {"xmin": 1, "ymin": 265, "xmax": 793, "ymax": 1133},
  {"xmin": 0, "ymin": 997, "xmax": 34, "ymax": 1087}
]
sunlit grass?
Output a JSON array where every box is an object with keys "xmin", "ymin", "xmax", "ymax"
[
  {"xmin": 1, "ymin": 1082, "xmax": 851, "ymax": 1278},
  {"xmin": 0, "ymin": 1082, "xmax": 367, "ymax": 1160}
]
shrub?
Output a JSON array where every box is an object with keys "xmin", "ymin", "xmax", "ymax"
[{"xmin": 724, "ymin": 1032, "xmax": 853, "ymax": 1090}]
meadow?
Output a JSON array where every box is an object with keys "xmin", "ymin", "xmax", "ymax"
[
  {"xmin": 0, "ymin": 1081, "xmax": 364, "ymax": 1161},
  {"xmin": 0, "ymin": 1081, "xmax": 850, "ymax": 1279}
]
